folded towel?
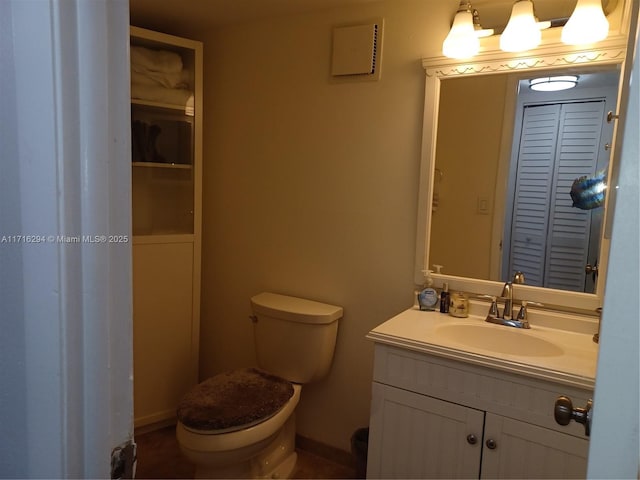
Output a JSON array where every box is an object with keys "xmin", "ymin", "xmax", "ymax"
[
  {"xmin": 131, "ymin": 83, "xmax": 193, "ymax": 108},
  {"xmin": 131, "ymin": 45, "xmax": 183, "ymax": 74},
  {"xmin": 131, "ymin": 68, "xmax": 189, "ymax": 90}
]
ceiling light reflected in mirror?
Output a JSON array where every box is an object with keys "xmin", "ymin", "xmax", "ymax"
[{"xmin": 529, "ymin": 75, "xmax": 579, "ymax": 91}]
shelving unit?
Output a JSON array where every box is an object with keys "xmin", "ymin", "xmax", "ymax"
[{"xmin": 130, "ymin": 26, "xmax": 203, "ymax": 429}]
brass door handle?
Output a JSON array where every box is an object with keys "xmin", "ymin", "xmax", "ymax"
[{"xmin": 554, "ymin": 396, "xmax": 593, "ymax": 436}]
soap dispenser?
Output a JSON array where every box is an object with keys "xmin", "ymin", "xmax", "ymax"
[{"xmin": 418, "ymin": 270, "xmax": 439, "ymax": 311}]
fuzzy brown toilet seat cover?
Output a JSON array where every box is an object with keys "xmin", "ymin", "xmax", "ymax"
[{"xmin": 177, "ymin": 367, "xmax": 294, "ymax": 431}]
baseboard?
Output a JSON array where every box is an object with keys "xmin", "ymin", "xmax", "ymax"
[
  {"xmin": 295, "ymin": 434, "xmax": 354, "ymax": 469},
  {"xmin": 134, "ymin": 408, "xmax": 177, "ymax": 429},
  {"xmin": 134, "ymin": 417, "xmax": 176, "ymax": 436}
]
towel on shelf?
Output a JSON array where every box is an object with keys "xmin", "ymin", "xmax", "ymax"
[
  {"xmin": 131, "ymin": 83, "xmax": 193, "ymax": 108},
  {"xmin": 130, "ymin": 45, "xmax": 194, "ymax": 108},
  {"xmin": 131, "ymin": 45, "xmax": 183, "ymax": 73},
  {"xmin": 131, "ymin": 69, "xmax": 189, "ymax": 90}
]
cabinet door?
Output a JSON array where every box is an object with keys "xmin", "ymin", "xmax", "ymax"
[
  {"xmin": 481, "ymin": 413, "xmax": 588, "ymax": 479},
  {"xmin": 131, "ymin": 105, "xmax": 195, "ymax": 236},
  {"xmin": 133, "ymin": 242, "xmax": 195, "ymax": 427},
  {"xmin": 368, "ymin": 382, "xmax": 484, "ymax": 479}
]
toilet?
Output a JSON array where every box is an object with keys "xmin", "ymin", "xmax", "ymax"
[{"xmin": 176, "ymin": 292, "xmax": 343, "ymax": 479}]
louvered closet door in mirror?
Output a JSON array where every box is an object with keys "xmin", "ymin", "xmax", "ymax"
[
  {"xmin": 508, "ymin": 104, "xmax": 560, "ymax": 287},
  {"xmin": 507, "ymin": 101, "xmax": 606, "ymax": 292},
  {"xmin": 544, "ymin": 101, "xmax": 606, "ymax": 292}
]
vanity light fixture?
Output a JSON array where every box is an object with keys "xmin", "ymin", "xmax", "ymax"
[
  {"xmin": 443, "ymin": 1, "xmax": 494, "ymax": 60},
  {"xmin": 530, "ymin": 75, "xmax": 579, "ymax": 91},
  {"xmin": 562, "ymin": 0, "xmax": 610, "ymax": 45},
  {"xmin": 500, "ymin": 0, "xmax": 551, "ymax": 53},
  {"xmin": 443, "ymin": 1, "xmax": 479, "ymax": 59},
  {"xmin": 473, "ymin": 9, "xmax": 495, "ymax": 38}
]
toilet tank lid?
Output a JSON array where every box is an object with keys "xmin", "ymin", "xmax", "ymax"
[{"xmin": 251, "ymin": 292, "xmax": 343, "ymax": 324}]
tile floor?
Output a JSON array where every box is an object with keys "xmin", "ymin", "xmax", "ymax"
[{"xmin": 134, "ymin": 425, "xmax": 358, "ymax": 479}]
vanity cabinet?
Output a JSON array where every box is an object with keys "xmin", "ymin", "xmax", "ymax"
[
  {"xmin": 130, "ymin": 26, "xmax": 203, "ymax": 429},
  {"xmin": 367, "ymin": 344, "xmax": 590, "ymax": 479}
]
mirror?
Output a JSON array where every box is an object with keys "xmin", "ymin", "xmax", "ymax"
[
  {"xmin": 431, "ymin": 66, "xmax": 620, "ymax": 293},
  {"xmin": 415, "ymin": 40, "xmax": 630, "ymax": 312}
]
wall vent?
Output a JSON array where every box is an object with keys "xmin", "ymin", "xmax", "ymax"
[{"xmin": 331, "ymin": 20, "xmax": 383, "ymax": 80}]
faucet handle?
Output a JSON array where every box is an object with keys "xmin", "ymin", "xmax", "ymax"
[
  {"xmin": 516, "ymin": 301, "xmax": 544, "ymax": 321},
  {"xmin": 477, "ymin": 295, "xmax": 499, "ymax": 318}
]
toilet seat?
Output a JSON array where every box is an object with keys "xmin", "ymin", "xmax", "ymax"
[{"xmin": 177, "ymin": 368, "xmax": 294, "ymax": 433}]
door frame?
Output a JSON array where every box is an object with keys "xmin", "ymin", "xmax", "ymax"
[
  {"xmin": 1, "ymin": 0, "xmax": 133, "ymax": 477},
  {"xmin": 587, "ymin": 3, "xmax": 640, "ymax": 476}
]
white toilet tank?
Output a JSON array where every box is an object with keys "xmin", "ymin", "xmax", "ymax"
[{"xmin": 250, "ymin": 292, "xmax": 343, "ymax": 384}]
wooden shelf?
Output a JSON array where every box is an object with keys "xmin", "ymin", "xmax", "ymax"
[
  {"xmin": 132, "ymin": 161, "xmax": 192, "ymax": 169},
  {"xmin": 133, "ymin": 234, "xmax": 194, "ymax": 244},
  {"xmin": 131, "ymin": 98, "xmax": 194, "ymax": 114}
]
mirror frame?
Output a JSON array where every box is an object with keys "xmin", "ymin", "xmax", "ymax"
[{"xmin": 415, "ymin": 33, "xmax": 631, "ymax": 313}]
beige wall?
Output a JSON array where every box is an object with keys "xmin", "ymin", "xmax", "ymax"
[
  {"xmin": 196, "ymin": 0, "xmax": 453, "ymax": 452},
  {"xmin": 430, "ymin": 75, "xmax": 509, "ymax": 279}
]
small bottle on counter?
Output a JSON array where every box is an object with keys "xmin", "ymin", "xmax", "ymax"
[
  {"xmin": 417, "ymin": 270, "xmax": 439, "ymax": 311},
  {"xmin": 449, "ymin": 291, "xmax": 469, "ymax": 318},
  {"xmin": 439, "ymin": 282, "xmax": 450, "ymax": 314}
]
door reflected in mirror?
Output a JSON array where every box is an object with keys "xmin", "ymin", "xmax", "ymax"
[{"xmin": 429, "ymin": 66, "xmax": 620, "ymax": 293}]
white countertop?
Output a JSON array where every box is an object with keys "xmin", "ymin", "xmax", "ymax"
[{"xmin": 367, "ymin": 306, "xmax": 599, "ymax": 390}]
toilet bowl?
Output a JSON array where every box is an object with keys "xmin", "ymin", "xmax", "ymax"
[
  {"xmin": 177, "ymin": 382, "xmax": 301, "ymax": 479},
  {"xmin": 175, "ymin": 292, "xmax": 343, "ymax": 479}
]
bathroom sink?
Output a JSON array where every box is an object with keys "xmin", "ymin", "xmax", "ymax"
[{"xmin": 435, "ymin": 323, "xmax": 564, "ymax": 357}]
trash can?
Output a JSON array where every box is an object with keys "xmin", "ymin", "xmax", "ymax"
[{"xmin": 351, "ymin": 427, "xmax": 369, "ymax": 479}]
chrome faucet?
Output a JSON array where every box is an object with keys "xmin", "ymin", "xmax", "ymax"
[
  {"xmin": 486, "ymin": 284, "xmax": 528, "ymax": 328},
  {"xmin": 483, "ymin": 274, "xmax": 541, "ymax": 329},
  {"xmin": 499, "ymin": 272, "xmax": 525, "ymax": 321},
  {"xmin": 501, "ymin": 281, "xmax": 514, "ymax": 320}
]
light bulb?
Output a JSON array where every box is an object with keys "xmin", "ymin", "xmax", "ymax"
[
  {"xmin": 562, "ymin": 0, "xmax": 609, "ymax": 45},
  {"xmin": 443, "ymin": 9, "xmax": 480, "ymax": 59},
  {"xmin": 500, "ymin": 0, "xmax": 542, "ymax": 53}
]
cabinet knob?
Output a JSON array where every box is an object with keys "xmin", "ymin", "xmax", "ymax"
[
  {"xmin": 485, "ymin": 439, "xmax": 497, "ymax": 449},
  {"xmin": 466, "ymin": 434, "xmax": 477, "ymax": 445}
]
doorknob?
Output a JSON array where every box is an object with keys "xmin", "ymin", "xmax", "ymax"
[
  {"xmin": 585, "ymin": 261, "xmax": 598, "ymax": 282},
  {"xmin": 554, "ymin": 396, "xmax": 593, "ymax": 436}
]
